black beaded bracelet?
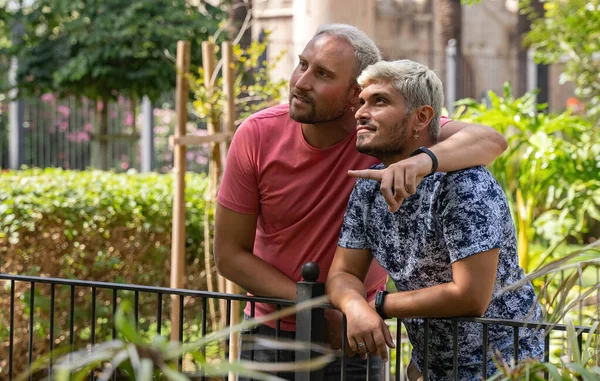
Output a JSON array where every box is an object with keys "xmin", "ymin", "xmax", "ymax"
[{"xmin": 410, "ymin": 146, "xmax": 438, "ymax": 177}]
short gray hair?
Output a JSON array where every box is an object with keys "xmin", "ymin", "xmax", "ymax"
[
  {"xmin": 314, "ymin": 24, "xmax": 381, "ymax": 81},
  {"xmin": 357, "ymin": 60, "xmax": 444, "ymax": 139}
]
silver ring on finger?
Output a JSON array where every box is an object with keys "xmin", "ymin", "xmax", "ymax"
[{"xmin": 357, "ymin": 341, "xmax": 366, "ymax": 351}]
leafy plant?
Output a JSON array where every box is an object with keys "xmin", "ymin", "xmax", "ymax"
[
  {"xmin": 190, "ymin": 33, "xmax": 288, "ymax": 126},
  {"xmin": 454, "ymin": 83, "xmax": 600, "ymax": 272},
  {"xmin": 0, "ymin": 168, "xmax": 210, "ymax": 377},
  {"xmin": 17, "ymin": 298, "xmax": 333, "ymax": 381},
  {"xmin": 490, "ymin": 242, "xmax": 600, "ymax": 380}
]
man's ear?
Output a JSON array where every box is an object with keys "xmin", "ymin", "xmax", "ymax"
[
  {"xmin": 348, "ymin": 84, "xmax": 362, "ymax": 108},
  {"xmin": 413, "ymin": 105, "xmax": 435, "ymax": 132}
]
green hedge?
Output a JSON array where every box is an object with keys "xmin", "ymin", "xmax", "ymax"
[
  {"xmin": 0, "ymin": 168, "xmax": 209, "ymax": 282},
  {"xmin": 0, "ymin": 168, "xmax": 212, "ymax": 376}
]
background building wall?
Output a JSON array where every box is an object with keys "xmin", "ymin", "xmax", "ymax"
[{"xmin": 252, "ymin": 0, "xmax": 574, "ymax": 111}]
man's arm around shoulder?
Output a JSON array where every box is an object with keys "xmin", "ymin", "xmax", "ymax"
[{"xmin": 349, "ymin": 120, "xmax": 507, "ymax": 212}]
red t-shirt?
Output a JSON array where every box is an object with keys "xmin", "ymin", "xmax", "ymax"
[{"xmin": 218, "ymin": 104, "xmax": 448, "ymax": 330}]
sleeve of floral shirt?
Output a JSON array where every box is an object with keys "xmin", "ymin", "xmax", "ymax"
[
  {"xmin": 439, "ymin": 167, "xmax": 507, "ymax": 263},
  {"xmin": 338, "ymin": 178, "xmax": 372, "ymax": 250}
]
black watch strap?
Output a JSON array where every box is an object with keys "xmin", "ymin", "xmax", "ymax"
[
  {"xmin": 375, "ymin": 290, "xmax": 389, "ymax": 319},
  {"xmin": 410, "ymin": 146, "xmax": 438, "ymax": 177}
]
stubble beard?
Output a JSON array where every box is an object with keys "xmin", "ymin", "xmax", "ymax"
[
  {"xmin": 289, "ymin": 99, "xmax": 318, "ymax": 123},
  {"xmin": 291, "ymin": 106, "xmax": 348, "ymax": 124},
  {"xmin": 289, "ymin": 89, "xmax": 351, "ymax": 124},
  {"xmin": 356, "ymin": 116, "xmax": 411, "ymax": 162}
]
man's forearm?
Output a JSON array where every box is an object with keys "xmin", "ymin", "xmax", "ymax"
[
  {"xmin": 216, "ymin": 250, "xmax": 297, "ymax": 300},
  {"xmin": 327, "ymin": 272, "xmax": 369, "ymax": 312},
  {"xmin": 433, "ymin": 124, "xmax": 507, "ymax": 171},
  {"xmin": 384, "ymin": 282, "xmax": 486, "ymax": 319}
]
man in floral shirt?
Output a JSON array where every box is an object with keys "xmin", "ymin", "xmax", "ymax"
[{"xmin": 327, "ymin": 59, "xmax": 544, "ymax": 380}]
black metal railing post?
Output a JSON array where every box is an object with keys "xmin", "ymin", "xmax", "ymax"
[{"xmin": 295, "ymin": 262, "xmax": 325, "ymax": 381}]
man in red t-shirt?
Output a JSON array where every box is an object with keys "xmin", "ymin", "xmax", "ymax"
[{"xmin": 215, "ymin": 24, "xmax": 507, "ymax": 380}]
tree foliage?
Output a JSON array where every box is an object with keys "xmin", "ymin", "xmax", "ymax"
[
  {"xmin": 1, "ymin": 0, "xmax": 227, "ymax": 102},
  {"xmin": 522, "ymin": 0, "xmax": 600, "ymax": 119}
]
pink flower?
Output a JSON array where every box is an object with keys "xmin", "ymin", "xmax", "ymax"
[
  {"xmin": 77, "ymin": 132, "xmax": 90, "ymax": 142},
  {"xmin": 195, "ymin": 156, "xmax": 208, "ymax": 165},
  {"xmin": 121, "ymin": 162, "xmax": 129, "ymax": 170},
  {"xmin": 57, "ymin": 105, "xmax": 71, "ymax": 117},
  {"xmin": 124, "ymin": 113, "xmax": 134, "ymax": 126},
  {"xmin": 59, "ymin": 122, "xmax": 69, "ymax": 132},
  {"xmin": 84, "ymin": 123, "xmax": 93, "ymax": 132},
  {"xmin": 41, "ymin": 93, "xmax": 55, "ymax": 103}
]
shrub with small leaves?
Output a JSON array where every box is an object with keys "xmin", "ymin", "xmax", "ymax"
[{"xmin": 0, "ymin": 168, "xmax": 210, "ymax": 377}]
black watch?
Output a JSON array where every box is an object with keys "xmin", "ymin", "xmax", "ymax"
[
  {"xmin": 410, "ymin": 146, "xmax": 438, "ymax": 177},
  {"xmin": 375, "ymin": 290, "xmax": 389, "ymax": 319}
]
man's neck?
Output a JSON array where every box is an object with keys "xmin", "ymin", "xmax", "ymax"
[
  {"xmin": 301, "ymin": 111, "xmax": 357, "ymax": 149},
  {"xmin": 381, "ymin": 137, "xmax": 435, "ymax": 167}
]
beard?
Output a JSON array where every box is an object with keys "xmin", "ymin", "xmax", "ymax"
[
  {"xmin": 288, "ymin": 89, "xmax": 350, "ymax": 124},
  {"xmin": 356, "ymin": 115, "xmax": 411, "ymax": 161}
]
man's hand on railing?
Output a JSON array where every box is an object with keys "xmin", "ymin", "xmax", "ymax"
[
  {"xmin": 324, "ymin": 309, "xmax": 357, "ymax": 357},
  {"xmin": 344, "ymin": 299, "xmax": 395, "ymax": 362}
]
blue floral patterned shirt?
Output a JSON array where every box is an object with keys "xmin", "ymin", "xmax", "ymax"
[{"xmin": 339, "ymin": 165, "xmax": 544, "ymax": 380}]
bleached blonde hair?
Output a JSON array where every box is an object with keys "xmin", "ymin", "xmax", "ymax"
[{"xmin": 358, "ymin": 59, "xmax": 443, "ymax": 139}]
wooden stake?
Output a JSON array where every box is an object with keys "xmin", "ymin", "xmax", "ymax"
[
  {"xmin": 202, "ymin": 41, "xmax": 223, "ymax": 181},
  {"xmin": 201, "ymin": 41, "xmax": 228, "ymax": 332},
  {"xmin": 170, "ymin": 40, "xmax": 190, "ymax": 342},
  {"xmin": 222, "ymin": 41, "xmax": 243, "ymax": 381},
  {"xmin": 222, "ymin": 41, "xmax": 236, "ymax": 150},
  {"xmin": 200, "ymin": 40, "xmax": 224, "ymax": 334}
]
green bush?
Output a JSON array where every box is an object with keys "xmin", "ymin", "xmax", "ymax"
[
  {"xmin": 0, "ymin": 168, "xmax": 211, "ymax": 376},
  {"xmin": 0, "ymin": 168, "xmax": 209, "ymax": 280},
  {"xmin": 454, "ymin": 84, "xmax": 600, "ymax": 272}
]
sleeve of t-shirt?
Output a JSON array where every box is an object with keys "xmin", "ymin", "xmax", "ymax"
[
  {"xmin": 440, "ymin": 115, "xmax": 451, "ymax": 127},
  {"xmin": 338, "ymin": 179, "xmax": 371, "ymax": 250},
  {"xmin": 439, "ymin": 167, "xmax": 507, "ymax": 263},
  {"xmin": 216, "ymin": 118, "xmax": 260, "ymax": 214}
]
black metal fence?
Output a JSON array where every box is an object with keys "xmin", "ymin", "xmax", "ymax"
[{"xmin": 0, "ymin": 268, "xmax": 597, "ymax": 381}]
